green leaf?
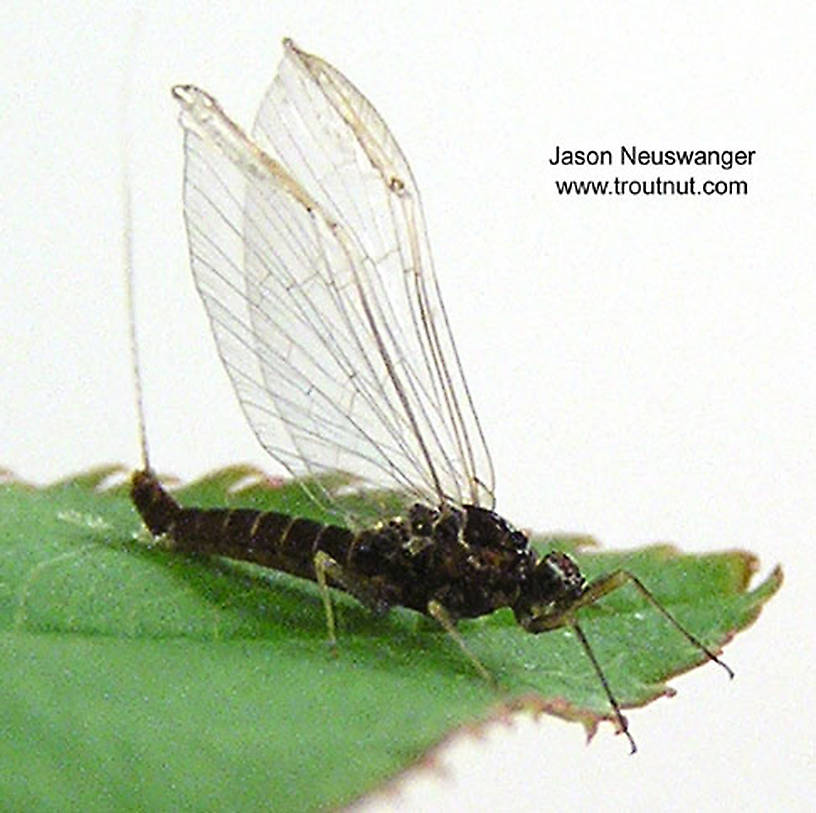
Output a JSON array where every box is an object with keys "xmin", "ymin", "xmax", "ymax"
[{"xmin": 0, "ymin": 467, "xmax": 782, "ymax": 811}]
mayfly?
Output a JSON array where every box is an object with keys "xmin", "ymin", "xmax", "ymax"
[{"xmin": 129, "ymin": 38, "xmax": 733, "ymax": 753}]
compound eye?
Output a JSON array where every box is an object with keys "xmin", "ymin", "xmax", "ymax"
[{"xmin": 539, "ymin": 552, "xmax": 586, "ymax": 596}]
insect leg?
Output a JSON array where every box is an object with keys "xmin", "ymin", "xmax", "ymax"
[
  {"xmin": 521, "ymin": 599, "xmax": 636, "ymax": 749},
  {"xmin": 575, "ymin": 570, "xmax": 734, "ymax": 678},
  {"xmin": 313, "ymin": 551, "xmax": 391, "ymax": 649},
  {"xmin": 571, "ymin": 621, "xmax": 637, "ymax": 754},
  {"xmin": 313, "ymin": 551, "xmax": 340, "ymax": 649},
  {"xmin": 426, "ymin": 600, "xmax": 496, "ymax": 687}
]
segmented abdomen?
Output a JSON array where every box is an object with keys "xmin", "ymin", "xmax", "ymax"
[{"xmin": 130, "ymin": 469, "xmax": 354, "ymax": 581}]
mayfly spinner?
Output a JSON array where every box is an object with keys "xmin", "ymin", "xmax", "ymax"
[{"xmin": 129, "ymin": 38, "xmax": 733, "ymax": 753}]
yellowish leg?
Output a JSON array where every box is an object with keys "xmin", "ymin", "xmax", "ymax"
[
  {"xmin": 313, "ymin": 551, "xmax": 338, "ymax": 649},
  {"xmin": 427, "ymin": 600, "xmax": 496, "ymax": 687},
  {"xmin": 313, "ymin": 550, "xmax": 392, "ymax": 651}
]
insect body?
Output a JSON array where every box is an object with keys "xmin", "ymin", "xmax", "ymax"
[
  {"xmin": 130, "ymin": 39, "xmax": 731, "ymax": 753},
  {"xmin": 133, "ymin": 470, "xmax": 580, "ymax": 677}
]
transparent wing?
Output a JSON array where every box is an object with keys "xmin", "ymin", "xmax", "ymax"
[{"xmin": 173, "ymin": 39, "xmax": 494, "ymax": 517}]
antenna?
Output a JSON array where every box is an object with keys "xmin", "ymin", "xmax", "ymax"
[{"xmin": 120, "ymin": 15, "xmax": 150, "ymax": 473}]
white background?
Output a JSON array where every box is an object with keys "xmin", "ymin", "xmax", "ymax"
[{"xmin": 1, "ymin": 2, "xmax": 814, "ymax": 810}]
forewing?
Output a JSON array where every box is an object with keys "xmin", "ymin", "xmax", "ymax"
[{"xmin": 173, "ymin": 40, "xmax": 494, "ymax": 518}]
